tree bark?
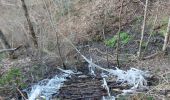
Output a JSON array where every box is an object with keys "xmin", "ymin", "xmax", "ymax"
[{"xmin": 21, "ymin": 0, "xmax": 38, "ymax": 48}]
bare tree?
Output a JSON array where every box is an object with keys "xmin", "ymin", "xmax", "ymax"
[
  {"xmin": 162, "ymin": 17, "xmax": 170, "ymax": 52},
  {"xmin": 21, "ymin": 0, "xmax": 38, "ymax": 48},
  {"xmin": 138, "ymin": 0, "xmax": 149, "ymax": 59},
  {"xmin": 42, "ymin": 0, "xmax": 66, "ymax": 69},
  {"xmin": 116, "ymin": 0, "xmax": 124, "ymax": 68},
  {"xmin": 143, "ymin": 1, "xmax": 159, "ymax": 58},
  {"xmin": 102, "ymin": 3, "xmax": 110, "ymax": 68}
]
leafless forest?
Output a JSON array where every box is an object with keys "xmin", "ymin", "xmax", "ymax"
[{"xmin": 0, "ymin": 0, "xmax": 170, "ymax": 100}]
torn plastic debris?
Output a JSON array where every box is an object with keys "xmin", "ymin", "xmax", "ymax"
[
  {"xmin": 88, "ymin": 57, "xmax": 96, "ymax": 76},
  {"xmin": 102, "ymin": 78, "xmax": 111, "ymax": 96},
  {"xmin": 107, "ymin": 67, "xmax": 150, "ymax": 88},
  {"xmin": 26, "ymin": 54, "xmax": 151, "ymax": 99},
  {"xmin": 81, "ymin": 54, "xmax": 151, "ymax": 94},
  {"xmin": 103, "ymin": 67, "xmax": 151, "ymax": 95},
  {"xmin": 102, "ymin": 96, "xmax": 115, "ymax": 100},
  {"xmin": 25, "ymin": 69, "xmax": 75, "ymax": 100}
]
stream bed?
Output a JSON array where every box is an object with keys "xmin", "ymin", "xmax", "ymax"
[
  {"xmin": 24, "ymin": 66, "xmax": 153, "ymax": 100},
  {"xmin": 23, "ymin": 54, "xmax": 154, "ymax": 100}
]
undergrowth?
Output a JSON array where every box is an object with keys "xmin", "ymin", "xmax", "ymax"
[
  {"xmin": 0, "ymin": 53, "xmax": 5, "ymax": 62},
  {"xmin": 104, "ymin": 32, "xmax": 132, "ymax": 47},
  {"xmin": 152, "ymin": 17, "xmax": 169, "ymax": 36},
  {"xmin": 0, "ymin": 68, "xmax": 26, "ymax": 88}
]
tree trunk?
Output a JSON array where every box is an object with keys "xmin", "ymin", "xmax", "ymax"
[
  {"xmin": 21, "ymin": 0, "xmax": 38, "ymax": 48},
  {"xmin": 162, "ymin": 17, "xmax": 170, "ymax": 52}
]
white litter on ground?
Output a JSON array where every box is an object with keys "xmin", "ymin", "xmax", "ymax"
[
  {"xmin": 102, "ymin": 96, "xmax": 116, "ymax": 100},
  {"xmin": 81, "ymin": 54, "xmax": 151, "ymax": 95},
  {"xmin": 26, "ymin": 54, "xmax": 151, "ymax": 100},
  {"xmin": 88, "ymin": 57, "xmax": 96, "ymax": 76},
  {"xmin": 102, "ymin": 78, "xmax": 111, "ymax": 96},
  {"xmin": 81, "ymin": 54, "xmax": 151, "ymax": 88},
  {"xmin": 25, "ymin": 69, "xmax": 75, "ymax": 100},
  {"xmin": 107, "ymin": 67, "xmax": 150, "ymax": 88}
]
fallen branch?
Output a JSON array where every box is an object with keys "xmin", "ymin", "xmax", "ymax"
[
  {"xmin": 142, "ymin": 51, "xmax": 164, "ymax": 60},
  {"xmin": 0, "ymin": 45, "xmax": 22, "ymax": 53},
  {"xmin": 0, "ymin": 48, "xmax": 17, "ymax": 53}
]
